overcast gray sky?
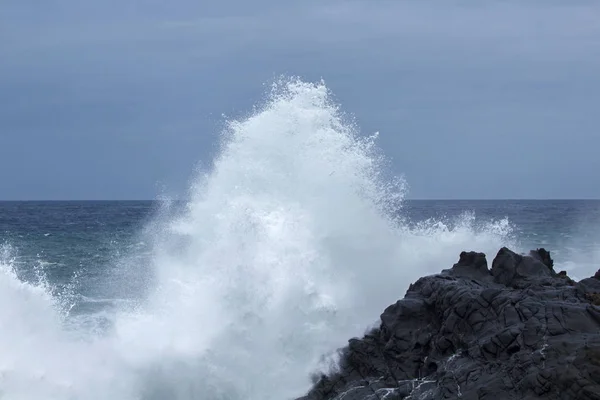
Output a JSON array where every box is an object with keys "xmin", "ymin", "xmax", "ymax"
[{"xmin": 1, "ymin": 0, "xmax": 599, "ymax": 200}]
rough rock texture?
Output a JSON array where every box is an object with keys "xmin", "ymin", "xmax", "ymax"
[{"xmin": 296, "ymin": 248, "xmax": 600, "ymax": 400}]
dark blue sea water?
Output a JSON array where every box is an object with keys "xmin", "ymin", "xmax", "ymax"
[{"xmin": 2, "ymin": 200, "xmax": 599, "ymax": 310}]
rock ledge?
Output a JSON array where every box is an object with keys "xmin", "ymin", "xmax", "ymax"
[{"xmin": 296, "ymin": 248, "xmax": 600, "ymax": 400}]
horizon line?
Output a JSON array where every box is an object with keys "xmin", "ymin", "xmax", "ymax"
[{"xmin": 1, "ymin": 198, "xmax": 600, "ymax": 202}]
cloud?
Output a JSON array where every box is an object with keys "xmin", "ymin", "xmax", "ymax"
[
  {"xmin": 1, "ymin": 0, "xmax": 600, "ymax": 198},
  {"xmin": 4, "ymin": 1, "xmax": 599, "ymax": 67}
]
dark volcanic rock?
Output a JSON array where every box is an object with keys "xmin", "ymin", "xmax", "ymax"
[{"xmin": 296, "ymin": 248, "xmax": 600, "ymax": 400}]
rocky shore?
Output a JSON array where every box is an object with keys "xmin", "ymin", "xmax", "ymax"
[{"xmin": 296, "ymin": 248, "xmax": 600, "ymax": 400}]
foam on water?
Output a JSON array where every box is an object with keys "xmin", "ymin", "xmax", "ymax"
[
  {"xmin": 0, "ymin": 244, "xmax": 136, "ymax": 399},
  {"xmin": 0, "ymin": 78, "xmax": 514, "ymax": 399}
]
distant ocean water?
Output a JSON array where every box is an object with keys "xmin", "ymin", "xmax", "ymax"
[
  {"xmin": 3, "ymin": 200, "xmax": 599, "ymax": 298},
  {"xmin": 1, "ymin": 79, "xmax": 599, "ymax": 399},
  {"xmin": 405, "ymin": 199, "xmax": 600, "ymax": 278}
]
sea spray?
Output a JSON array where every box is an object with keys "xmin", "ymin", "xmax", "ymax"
[
  {"xmin": 0, "ymin": 77, "xmax": 514, "ymax": 399},
  {"xmin": 0, "ymin": 243, "xmax": 137, "ymax": 399}
]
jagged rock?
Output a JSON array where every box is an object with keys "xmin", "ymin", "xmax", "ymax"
[{"xmin": 296, "ymin": 248, "xmax": 600, "ymax": 400}]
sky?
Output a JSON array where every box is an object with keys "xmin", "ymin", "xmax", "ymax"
[{"xmin": 1, "ymin": 0, "xmax": 599, "ymax": 200}]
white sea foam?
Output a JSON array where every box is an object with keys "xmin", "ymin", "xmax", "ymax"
[{"xmin": 0, "ymin": 78, "xmax": 514, "ymax": 399}]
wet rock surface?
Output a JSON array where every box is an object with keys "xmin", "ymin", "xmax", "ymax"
[{"xmin": 296, "ymin": 248, "xmax": 600, "ymax": 400}]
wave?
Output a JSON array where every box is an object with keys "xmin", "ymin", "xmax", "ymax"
[{"xmin": 0, "ymin": 78, "xmax": 513, "ymax": 399}]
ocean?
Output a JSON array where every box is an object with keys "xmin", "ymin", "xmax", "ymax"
[{"xmin": 1, "ymin": 79, "xmax": 599, "ymax": 399}]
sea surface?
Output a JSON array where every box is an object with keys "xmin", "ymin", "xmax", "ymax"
[
  {"xmin": 2, "ymin": 200, "xmax": 600, "ymax": 304},
  {"xmin": 1, "ymin": 79, "xmax": 599, "ymax": 399}
]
